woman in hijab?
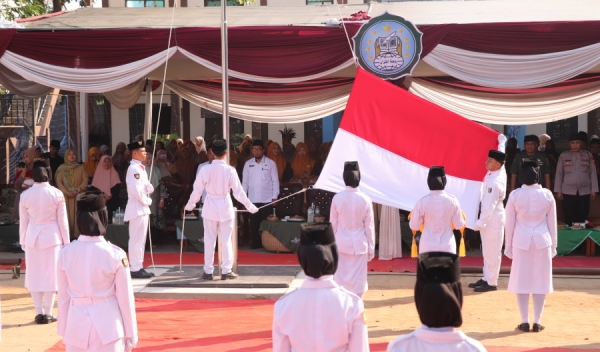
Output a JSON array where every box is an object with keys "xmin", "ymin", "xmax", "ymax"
[
  {"xmin": 12, "ymin": 147, "xmax": 36, "ymax": 222},
  {"xmin": 155, "ymin": 149, "xmax": 177, "ymax": 179},
  {"xmin": 538, "ymin": 134, "xmax": 551, "ymax": 152},
  {"xmin": 168, "ymin": 139, "xmax": 179, "ymax": 162},
  {"xmin": 91, "ymin": 155, "xmax": 121, "ymax": 223},
  {"xmin": 83, "ymin": 146, "xmax": 101, "ymax": 184},
  {"xmin": 55, "ymin": 148, "xmax": 89, "ymax": 239},
  {"xmin": 145, "ymin": 153, "xmax": 168, "ymax": 242},
  {"xmin": 267, "ymin": 142, "xmax": 293, "ymax": 182},
  {"xmin": 194, "ymin": 136, "xmax": 209, "ymax": 165},
  {"xmin": 229, "ymin": 142, "xmax": 239, "ymax": 168},
  {"xmin": 291, "ymin": 142, "xmax": 316, "ymax": 176}
]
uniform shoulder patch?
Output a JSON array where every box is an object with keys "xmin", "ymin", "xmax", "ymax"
[
  {"xmin": 122, "ymin": 258, "xmax": 129, "ymax": 267},
  {"xmin": 134, "ymin": 174, "xmax": 140, "ymax": 179}
]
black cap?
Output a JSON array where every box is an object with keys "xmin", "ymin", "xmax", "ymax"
[
  {"xmin": 428, "ymin": 166, "xmax": 445, "ymax": 177},
  {"xmin": 300, "ymin": 222, "xmax": 335, "ymax": 245},
  {"xmin": 343, "ymin": 161, "xmax": 361, "ymax": 188},
  {"xmin": 50, "ymin": 140, "xmax": 61, "ymax": 149},
  {"xmin": 520, "ymin": 160, "xmax": 540, "ymax": 186},
  {"xmin": 590, "ymin": 138, "xmax": 600, "ymax": 146},
  {"xmin": 417, "ymin": 252, "xmax": 461, "ymax": 284},
  {"xmin": 212, "ymin": 139, "xmax": 227, "ymax": 156},
  {"xmin": 488, "ymin": 150, "xmax": 506, "ymax": 163},
  {"xmin": 579, "ymin": 131, "xmax": 588, "ymax": 142},
  {"xmin": 76, "ymin": 191, "xmax": 106, "ymax": 212},
  {"xmin": 524, "ymin": 135, "xmax": 539, "ymax": 143},
  {"xmin": 298, "ymin": 222, "xmax": 338, "ymax": 279},
  {"xmin": 127, "ymin": 140, "xmax": 145, "ymax": 152},
  {"xmin": 252, "ymin": 139, "xmax": 264, "ymax": 148},
  {"xmin": 76, "ymin": 191, "xmax": 108, "ymax": 236},
  {"xmin": 569, "ymin": 133, "xmax": 582, "ymax": 142},
  {"xmin": 344, "ymin": 161, "xmax": 359, "ymax": 172}
]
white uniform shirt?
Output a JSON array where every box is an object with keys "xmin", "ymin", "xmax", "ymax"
[
  {"xmin": 387, "ymin": 325, "xmax": 487, "ymax": 352},
  {"xmin": 505, "ymin": 184, "xmax": 557, "ymax": 251},
  {"xmin": 197, "ymin": 161, "xmax": 210, "ymax": 203},
  {"xmin": 242, "ymin": 156, "xmax": 279, "ymax": 203},
  {"xmin": 57, "ymin": 236, "xmax": 137, "ymax": 350},
  {"xmin": 124, "ymin": 160, "xmax": 152, "ymax": 222},
  {"xmin": 410, "ymin": 191, "xmax": 465, "ymax": 254},
  {"xmin": 19, "ymin": 182, "xmax": 70, "ymax": 249},
  {"xmin": 474, "ymin": 169, "xmax": 506, "ymax": 230},
  {"xmin": 187, "ymin": 160, "xmax": 257, "ymax": 221},
  {"xmin": 330, "ymin": 187, "xmax": 375, "ymax": 257},
  {"xmin": 272, "ymin": 275, "xmax": 369, "ymax": 352}
]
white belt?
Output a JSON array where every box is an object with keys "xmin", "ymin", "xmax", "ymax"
[
  {"xmin": 71, "ymin": 295, "xmax": 115, "ymax": 306},
  {"xmin": 30, "ymin": 219, "xmax": 57, "ymax": 225}
]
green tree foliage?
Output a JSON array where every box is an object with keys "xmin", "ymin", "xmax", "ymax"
[{"xmin": 1, "ymin": 0, "xmax": 48, "ymax": 21}]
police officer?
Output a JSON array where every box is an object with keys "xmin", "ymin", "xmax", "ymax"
[
  {"xmin": 19, "ymin": 159, "xmax": 70, "ymax": 324},
  {"xmin": 242, "ymin": 139, "xmax": 279, "ymax": 249},
  {"xmin": 272, "ymin": 222, "xmax": 369, "ymax": 351},
  {"xmin": 554, "ymin": 133, "xmax": 598, "ymax": 226},
  {"xmin": 57, "ymin": 191, "xmax": 138, "ymax": 351},
  {"xmin": 409, "ymin": 166, "xmax": 465, "ymax": 254},
  {"xmin": 330, "ymin": 161, "xmax": 375, "ymax": 298},
  {"xmin": 124, "ymin": 141, "xmax": 154, "ymax": 279},
  {"xmin": 509, "ymin": 135, "xmax": 551, "ymax": 193},
  {"xmin": 468, "ymin": 150, "xmax": 506, "ymax": 292},
  {"xmin": 185, "ymin": 139, "xmax": 258, "ymax": 280}
]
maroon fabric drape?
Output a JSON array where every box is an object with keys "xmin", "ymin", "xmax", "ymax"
[
  {"xmin": 0, "ymin": 29, "xmax": 16, "ymax": 58},
  {"xmin": 181, "ymin": 77, "xmax": 354, "ymax": 95}
]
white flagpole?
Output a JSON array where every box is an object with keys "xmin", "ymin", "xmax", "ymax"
[{"xmin": 219, "ymin": 0, "xmax": 230, "ymax": 277}]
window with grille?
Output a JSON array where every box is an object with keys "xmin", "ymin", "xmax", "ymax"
[{"xmin": 126, "ymin": 0, "xmax": 165, "ymax": 7}]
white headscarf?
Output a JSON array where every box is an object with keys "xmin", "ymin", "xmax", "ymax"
[
  {"xmin": 194, "ymin": 136, "xmax": 206, "ymax": 154},
  {"xmin": 538, "ymin": 134, "xmax": 551, "ymax": 152}
]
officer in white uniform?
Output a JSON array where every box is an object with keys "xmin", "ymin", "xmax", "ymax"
[
  {"xmin": 242, "ymin": 139, "xmax": 279, "ymax": 249},
  {"xmin": 185, "ymin": 139, "xmax": 258, "ymax": 280},
  {"xmin": 124, "ymin": 141, "xmax": 154, "ymax": 279},
  {"xmin": 273, "ymin": 222, "xmax": 369, "ymax": 352},
  {"xmin": 20, "ymin": 159, "xmax": 70, "ymax": 324},
  {"xmin": 330, "ymin": 161, "xmax": 375, "ymax": 298},
  {"xmin": 410, "ymin": 166, "xmax": 465, "ymax": 254},
  {"xmin": 387, "ymin": 252, "xmax": 487, "ymax": 352},
  {"xmin": 58, "ymin": 191, "xmax": 138, "ymax": 352},
  {"xmin": 505, "ymin": 162, "xmax": 557, "ymax": 333},
  {"xmin": 468, "ymin": 150, "xmax": 507, "ymax": 292}
]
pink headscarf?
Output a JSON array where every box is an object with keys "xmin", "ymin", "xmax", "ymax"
[{"xmin": 91, "ymin": 155, "xmax": 120, "ymax": 194}]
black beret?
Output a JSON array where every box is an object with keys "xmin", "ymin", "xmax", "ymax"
[
  {"xmin": 488, "ymin": 150, "xmax": 506, "ymax": 163},
  {"xmin": 127, "ymin": 140, "xmax": 145, "ymax": 152},
  {"xmin": 428, "ymin": 166, "xmax": 445, "ymax": 177},
  {"xmin": 524, "ymin": 135, "xmax": 539, "ymax": 143},
  {"xmin": 212, "ymin": 139, "xmax": 228, "ymax": 154},
  {"xmin": 417, "ymin": 252, "xmax": 460, "ymax": 284},
  {"xmin": 300, "ymin": 222, "xmax": 335, "ymax": 246},
  {"xmin": 76, "ymin": 191, "xmax": 106, "ymax": 212},
  {"xmin": 252, "ymin": 139, "xmax": 264, "ymax": 148},
  {"xmin": 344, "ymin": 161, "xmax": 360, "ymax": 172},
  {"xmin": 50, "ymin": 140, "xmax": 61, "ymax": 148},
  {"xmin": 569, "ymin": 133, "xmax": 583, "ymax": 142}
]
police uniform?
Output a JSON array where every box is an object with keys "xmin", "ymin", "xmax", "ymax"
[
  {"xmin": 330, "ymin": 161, "xmax": 375, "ymax": 298},
  {"xmin": 19, "ymin": 159, "xmax": 70, "ymax": 324},
  {"xmin": 272, "ymin": 223, "xmax": 370, "ymax": 352},
  {"xmin": 410, "ymin": 167, "xmax": 465, "ymax": 254},
  {"xmin": 554, "ymin": 134, "xmax": 598, "ymax": 225},
  {"xmin": 470, "ymin": 150, "xmax": 506, "ymax": 292},
  {"xmin": 185, "ymin": 139, "xmax": 258, "ymax": 279},
  {"xmin": 57, "ymin": 192, "xmax": 138, "ymax": 352},
  {"xmin": 124, "ymin": 141, "xmax": 154, "ymax": 277},
  {"xmin": 242, "ymin": 140, "xmax": 279, "ymax": 249}
]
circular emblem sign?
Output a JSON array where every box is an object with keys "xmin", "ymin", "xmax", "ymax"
[{"xmin": 353, "ymin": 12, "xmax": 423, "ymax": 80}]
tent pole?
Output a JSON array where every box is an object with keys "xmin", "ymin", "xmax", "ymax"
[
  {"xmin": 145, "ymin": 80, "xmax": 153, "ymax": 142},
  {"xmin": 80, "ymin": 92, "xmax": 88, "ymax": 161}
]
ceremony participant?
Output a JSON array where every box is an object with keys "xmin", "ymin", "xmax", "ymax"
[
  {"xmin": 41, "ymin": 139, "xmax": 64, "ymax": 180},
  {"xmin": 195, "ymin": 142, "xmax": 214, "ymax": 204},
  {"xmin": 55, "ymin": 149, "xmax": 89, "ymax": 239},
  {"xmin": 410, "ymin": 166, "xmax": 465, "ymax": 254},
  {"xmin": 19, "ymin": 159, "xmax": 70, "ymax": 324},
  {"xmin": 242, "ymin": 139, "xmax": 279, "ymax": 249},
  {"xmin": 92, "ymin": 156, "xmax": 121, "ymax": 224},
  {"xmin": 387, "ymin": 252, "xmax": 486, "ymax": 352},
  {"xmin": 505, "ymin": 162, "xmax": 557, "ymax": 333},
  {"xmin": 330, "ymin": 161, "xmax": 375, "ymax": 298},
  {"xmin": 57, "ymin": 191, "xmax": 138, "ymax": 352},
  {"xmin": 124, "ymin": 141, "xmax": 154, "ymax": 279},
  {"xmin": 194, "ymin": 136, "xmax": 209, "ymax": 165},
  {"xmin": 84, "ymin": 147, "xmax": 102, "ymax": 184},
  {"xmin": 290, "ymin": 142, "xmax": 316, "ymax": 176},
  {"xmin": 185, "ymin": 139, "xmax": 258, "ymax": 280},
  {"xmin": 554, "ymin": 133, "xmax": 598, "ymax": 226},
  {"xmin": 267, "ymin": 142, "xmax": 293, "ymax": 182},
  {"xmin": 509, "ymin": 135, "xmax": 551, "ymax": 193},
  {"xmin": 468, "ymin": 150, "xmax": 506, "ymax": 292},
  {"xmin": 273, "ymin": 222, "xmax": 369, "ymax": 351}
]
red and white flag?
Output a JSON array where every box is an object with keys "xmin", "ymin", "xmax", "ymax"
[{"xmin": 315, "ymin": 68, "xmax": 505, "ymax": 227}]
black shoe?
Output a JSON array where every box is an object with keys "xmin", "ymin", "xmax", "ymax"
[
  {"xmin": 468, "ymin": 279, "xmax": 485, "ymax": 288},
  {"xmin": 34, "ymin": 314, "xmax": 45, "ymax": 324},
  {"xmin": 46, "ymin": 315, "xmax": 57, "ymax": 323},
  {"xmin": 532, "ymin": 323, "xmax": 545, "ymax": 332},
  {"xmin": 517, "ymin": 323, "xmax": 530, "ymax": 332},
  {"xmin": 474, "ymin": 282, "xmax": 497, "ymax": 292},
  {"xmin": 40, "ymin": 314, "xmax": 49, "ymax": 324},
  {"xmin": 201, "ymin": 273, "xmax": 213, "ymax": 280},
  {"xmin": 140, "ymin": 268, "xmax": 155, "ymax": 277},
  {"xmin": 130, "ymin": 270, "xmax": 153, "ymax": 279},
  {"xmin": 221, "ymin": 272, "xmax": 238, "ymax": 280}
]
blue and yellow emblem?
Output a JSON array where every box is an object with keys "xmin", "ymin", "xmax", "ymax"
[{"xmin": 352, "ymin": 12, "xmax": 423, "ymax": 80}]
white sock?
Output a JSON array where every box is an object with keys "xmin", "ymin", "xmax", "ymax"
[
  {"xmin": 533, "ymin": 294, "xmax": 546, "ymax": 324},
  {"xmin": 43, "ymin": 292, "xmax": 56, "ymax": 317},
  {"xmin": 31, "ymin": 292, "xmax": 44, "ymax": 315},
  {"xmin": 516, "ymin": 294, "xmax": 529, "ymax": 324}
]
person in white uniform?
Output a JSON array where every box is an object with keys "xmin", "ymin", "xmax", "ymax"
[
  {"xmin": 185, "ymin": 139, "xmax": 258, "ymax": 280},
  {"xmin": 410, "ymin": 166, "xmax": 465, "ymax": 254},
  {"xmin": 387, "ymin": 252, "xmax": 487, "ymax": 352},
  {"xmin": 468, "ymin": 150, "xmax": 507, "ymax": 292},
  {"xmin": 505, "ymin": 162, "xmax": 557, "ymax": 333},
  {"xmin": 242, "ymin": 139, "xmax": 279, "ymax": 249},
  {"xmin": 273, "ymin": 222, "xmax": 369, "ymax": 352},
  {"xmin": 19, "ymin": 159, "xmax": 70, "ymax": 324},
  {"xmin": 58, "ymin": 191, "xmax": 138, "ymax": 352},
  {"xmin": 124, "ymin": 141, "xmax": 154, "ymax": 279},
  {"xmin": 330, "ymin": 161, "xmax": 375, "ymax": 298}
]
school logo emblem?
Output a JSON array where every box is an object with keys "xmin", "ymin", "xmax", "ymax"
[{"xmin": 352, "ymin": 12, "xmax": 423, "ymax": 80}]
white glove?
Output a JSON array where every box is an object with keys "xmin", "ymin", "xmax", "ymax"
[
  {"xmin": 184, "ymin": 202, "xmax": 196, "ymax": 212},
  {"xmin": 144, "ymin": 197, "xmax": 152, "ymax": 207},
  {"xmin": 145, "ymin": 183, "xmax": 154, "ymax": 194},
  {"xmin": 504, "ymin": 248, "xmax": 513, "ymax": 259},
  {"xmin": 125, "ymin": 337, "xmax": 138, "ymax": 352},
  {"xmin": 248, "ymin": 204, "xmax": 259, "ymax": 214},
  {"xmin": 552, "ymin": 247, "xmax": 557, "ymax": 258}
]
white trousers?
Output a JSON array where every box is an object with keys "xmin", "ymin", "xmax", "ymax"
[
  {"xmin": 334, "ymin": 252, "xmax": 368, "ymax": 298},
  {"xmin": 203, "ymin": 219, "xmax": 234, "ymax": 275},
  {"xmin": 480, "ymin": 226, "xmax": 504, "ymax": 286},
  {"xmin": 128, "ymin": 215, "xmax": 148, "ymax": 272}
]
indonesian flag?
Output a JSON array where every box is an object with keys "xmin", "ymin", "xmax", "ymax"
[{"xmin": 315, "ymin": 68, "xmax": 505, "ymax": 227}]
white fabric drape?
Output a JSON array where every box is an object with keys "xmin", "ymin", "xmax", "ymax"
[
  {"xmin": 165, "ymin": 80, "xmax": 351, "ymax": 123},
  {"xmin": 0, "ymin": 49, "xmax": 176, "ymax": 93},
  {"xmin": 103, "ymin": 79, "xmax": 146, "ymax": 110},
  {"xmin": 423, "ymin": 43, "xmax": 600, "ymax": 89},
  {"xmin": 378, "ymin": 205, "xmax": 402, "ymax": 260},
  {"xmin": 405, "ymin": 77, "xmax": 600, "ymax": 125},
  {"xmin": 0, "ymin": 63, "xmax": 53, "ymax": 97}
]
